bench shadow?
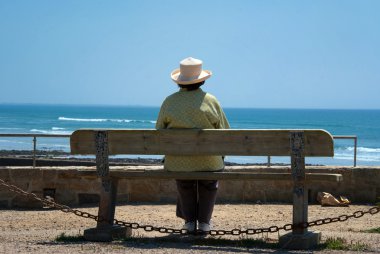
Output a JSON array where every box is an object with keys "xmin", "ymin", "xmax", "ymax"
[{"xmin": 37, "ymin": 234, "xmax": 316, "ymax": 254}]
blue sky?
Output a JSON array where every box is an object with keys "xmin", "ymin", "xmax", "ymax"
[{"xmin": 1, "ymin": 1, "xmax": 379, "ymax": 109}]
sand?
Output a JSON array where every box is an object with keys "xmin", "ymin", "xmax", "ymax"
[
  {"xmin": 0, "ymin": 155, "xmax": 378, "ymax": 253},
  {"xmin": 0, "ymin": 203, "xmax": 379, "ymax": 254}
]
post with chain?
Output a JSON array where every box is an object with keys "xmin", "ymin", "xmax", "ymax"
[
  {"xmin": 83, "ymin": 131, "xmax": 130, "ymax": 242},
  {"xmin": 279, "ymin": 131, "xmax": 321, "ymax": 249}
]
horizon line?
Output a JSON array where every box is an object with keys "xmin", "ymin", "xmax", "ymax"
[{"xmin": 0, "ymin": 102, "xmax": 380, "ymax": 111}]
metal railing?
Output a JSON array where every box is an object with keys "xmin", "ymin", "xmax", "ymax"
[
  {"xmin": 0, "ymin": 134, "xmax": 71, "ymax": 167},
  {"xmin": 0, "ymin": 133, "xmax": 358, "ymax": 167},
  {"xmin": 266, "ymin": 135, "xmax": 358, "ymax": 167},
  {"xmin": 333, "ymin": 135, "xmax": 358, "ymax": 167}
]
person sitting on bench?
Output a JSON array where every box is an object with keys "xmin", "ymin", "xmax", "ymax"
[{"xmin": 156, "ymin": 57, "xmax": 230, "ymax": 232}]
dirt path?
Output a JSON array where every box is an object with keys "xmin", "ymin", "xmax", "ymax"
[{"xmin": 0, "ymin": 204, "xmax": 379, "ymax": 253}]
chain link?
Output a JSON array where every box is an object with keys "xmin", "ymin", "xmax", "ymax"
[{"xmin": 1, "ymin": 178, "xmax": 379, "ymax": 236}]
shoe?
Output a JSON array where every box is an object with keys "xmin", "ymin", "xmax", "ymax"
[
  {"xmin": 182, "ymin": 221, "xmax": 196, "ymax": 232},
  {"xmin": 198, "ymin": 222, "xmax": 211, "ymax": 232}
]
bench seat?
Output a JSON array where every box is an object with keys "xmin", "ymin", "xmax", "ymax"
[
  {"xmin": 71, "ymin": 167, "xmax": 343, "ymax": 182},
  {"xmin": 70, "ymin": 129, "xmax": 338, "ymax": 248}
]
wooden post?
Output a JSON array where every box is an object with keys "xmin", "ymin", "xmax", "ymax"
[
  {"xmin": 95, "ymin": 131, "xmax": 115, "ymax": 228},
  {"xmin": 96, "ymin": 178, "xmax": 118, "ymax": 229},
  {"xmin": 95, "ymin": 131, "xmax": 109, "ymax": 178},
  {"xmin": 290, "ymin": 131, "xmax": 307, "ymax": 235},
  {"xmin": 279, "ymin": 131, "xmax": 321, "ymax": 249},
  {"xmin": 83, "ymin": 131, "xmax": 129, "ymax": 241}
]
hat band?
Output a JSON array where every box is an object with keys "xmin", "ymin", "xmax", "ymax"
[{"xmin": 178, "ymin": 73, "xmax": 202, "ymax": 82}]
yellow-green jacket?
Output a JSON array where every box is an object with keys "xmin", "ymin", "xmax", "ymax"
[{"xmin": 155, "ymin": 88, "xmax": 230, "ymax": 171}]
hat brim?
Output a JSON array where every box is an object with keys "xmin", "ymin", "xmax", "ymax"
[{"xmin": 171, "ymin": 69, "xmax": 212, "ymax": 85}]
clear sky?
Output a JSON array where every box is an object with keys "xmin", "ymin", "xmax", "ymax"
[{"xmin": 1, "ymin": 1, "xmax": 379, "ymax": 109}]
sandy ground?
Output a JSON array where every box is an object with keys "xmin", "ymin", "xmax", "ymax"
[{"xmin": 0, "ymin": 203, "xmax": 379, "ymax": 254}]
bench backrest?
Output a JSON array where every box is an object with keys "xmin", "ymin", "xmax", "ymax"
[{"xmin": 70, "ymin": 129, "xmax": 334, "ymax": 157}]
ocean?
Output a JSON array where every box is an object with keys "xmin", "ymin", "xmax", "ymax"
[{"xmin": 0, "ymin": 104, "xmax": 379, "ymax": 166}]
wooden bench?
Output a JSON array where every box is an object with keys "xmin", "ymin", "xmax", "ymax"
[{"xmin": 70, "ymin": 129, "xmax": 342, "ymax": 249}]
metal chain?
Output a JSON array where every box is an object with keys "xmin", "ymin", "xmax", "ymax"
[
  {"xmin": 0, "ymin": 177, "xmax": 379, "ymax": 236},
  {"xmin": 0, "ymin": 178, "xmax": 101, "ymax": 221}
]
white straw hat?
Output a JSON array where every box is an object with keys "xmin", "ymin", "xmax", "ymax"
[{"xmin": 171, "ymin": 57, "xmax": 212, "ymax": 85}]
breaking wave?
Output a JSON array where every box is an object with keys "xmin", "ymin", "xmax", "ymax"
[
  {"xmin": 58, "ymin": 117, "xmax": 156, "ymax": 124},
  {"xmin": 30, "ymin": 129, "xmax": 72, "ymax": 135},
  {"xmin": 335, "ymin": 146, "xmax": 380, "ymax": 162}
]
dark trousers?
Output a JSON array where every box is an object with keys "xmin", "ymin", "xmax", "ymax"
[{"xmin": 175, "ymin": 180, "xmax": 218, "ymax": 224}]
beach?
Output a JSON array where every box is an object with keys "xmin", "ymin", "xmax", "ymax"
[
  {"xmin": 0, "ymin": 153, "xmax": 379, "ymax": 253},
  {"xmin": 0, "ymin": 203, "xmax": 379, "ymax": 253}
]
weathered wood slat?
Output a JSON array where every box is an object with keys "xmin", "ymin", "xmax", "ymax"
[
  {"xmin": 70, "ymin": 129, "xmax": 334, "ymax": 157},
  {"xmin": 71, "ymin": 169, "xmax": 342, "ymax": 182},
  {"xmin": 71, "ymin": 128, "xmax": 338, "ymax": 245}
]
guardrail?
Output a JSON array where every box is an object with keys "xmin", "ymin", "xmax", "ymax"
[
  {"xmin": 333, "ymin": 136, "xmax": 358, "ymax": 167},
  {"xmin": 0, "ymin": 133, "xmax": 358, "ymax": 167},
  {"xmin": 0, "ymin": 134, "xmax": 70, "ymax": 167}
]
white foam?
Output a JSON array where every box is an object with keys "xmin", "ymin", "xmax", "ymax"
[
  {"xmin": 58, "ymin": 117, "xmax": 156, "ymax": 124},
  {"xmin": 114, "ymin": 119, "xmax": 131, "ymax": 123},
  {"xmin": 357, "ymin": 156, "xmax": 380, "ymax": 162},
  {"xmin": 335, "ymin": 146, "xmax": 380, "ymax": 162},
  {"xmin": 30, "ymin": 129, "xmax": 72, "ymax": 135},
  {"xmin": 58, "ymin": 117, "xmax": 107, "ymax": 122},
  {"xmin": 109, "ymin": 119, "xmax": 156, "ymax": 124},
  {"xmin": 346, "ymin": 147, "xmax": 380, "ymax": 153},
  {"xmin": 52, "ymin": 127, "xmax": 66, "ymax": 130},
  {"xmin": 38, "ymin": 143, "xmax": 70, "ymax": 148},
  {"xmin": 0, "ymin": 139, "xmax": 30, "ymax": 144},
  {"xmin": 335, "ymin": 155, "xmax": 380, "ymax": 162}
]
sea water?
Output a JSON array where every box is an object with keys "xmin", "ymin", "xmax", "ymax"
[{"xmin": 0, "ymin": 104, "xmax": 379, "ymax": 166}]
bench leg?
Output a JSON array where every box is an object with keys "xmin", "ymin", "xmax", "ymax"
[
  {"xmin": 279, "ymin": 184, "xmax": 321, "ymax": 249},
  {"xmin": 279, "ymin": 132, "xmax": 321, "ymax": 249},
  {"xmin": 84, "ymin": 178, "xmax": 131, "ymax": 241},
  {"xmin": 84, "ymin": 131, "xmax": 131, "ymax": 241}
]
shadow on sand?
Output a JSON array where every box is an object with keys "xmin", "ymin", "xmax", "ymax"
[{"xmin": 37, "ymin": 233, "xmax": 324, "ymax": 253}]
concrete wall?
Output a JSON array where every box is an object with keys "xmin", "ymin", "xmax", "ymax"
[{"xmin": 0, "ymin": 166, "xmax": 379, "ymax": 208}]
